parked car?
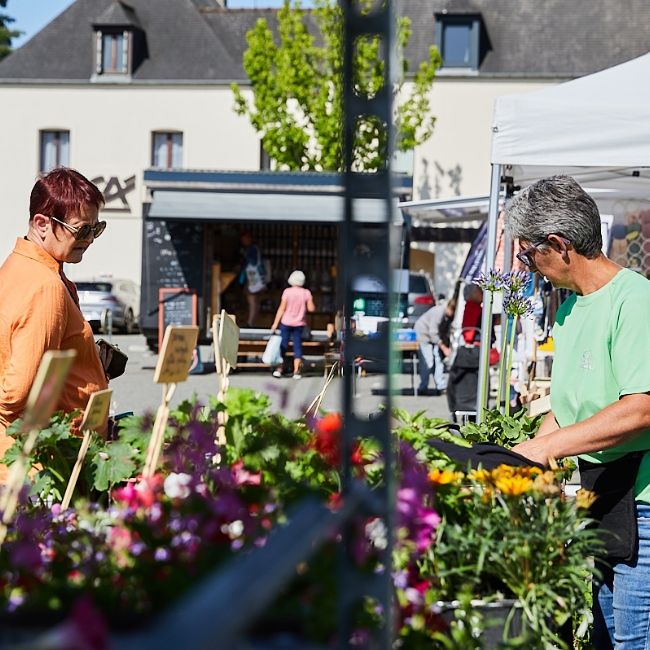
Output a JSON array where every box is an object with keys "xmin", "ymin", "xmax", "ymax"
[
  {"xmin": 350, "ymin": 271, "xmax": 435, "ymax": 329},
  {"xmin": 76, "ymin": 279, "xmax": 140, "ymax": 334},
  {"xmin": 406, "ymin": 272, "xmax": 435, "ymax": 326}
]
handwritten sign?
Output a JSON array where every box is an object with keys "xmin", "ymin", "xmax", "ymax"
[
  {"xmin": 22, "ymin": 350, "xmax": 77, "ymax": 431},
  {"xmin": 80, "ymin": 389, "xmax": 113, "ymax": 433},
  {"xmin": 158, "ymin": 288, "xmax": 197, "ymax": 351},
  {"xmin": 219, "ymin": 311, "xmax": 240, "ymax": 369},
  {"xmin": 154, "ymin": 326, "xmax": 199, "ymax": 384}
]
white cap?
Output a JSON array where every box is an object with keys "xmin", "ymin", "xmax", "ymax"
[{"xmin": 288, "ymin": 270, "xmax": 306, "ymax": 286}]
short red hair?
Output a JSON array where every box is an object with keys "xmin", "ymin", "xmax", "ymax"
[{"xmin": 29, "ymin": 168, "xmax": 105, "ymax": 226}]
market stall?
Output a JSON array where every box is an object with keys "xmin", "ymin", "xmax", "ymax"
[{"xmin": 477, "ymin": 51, "xmax": 650, "ymax": 415}]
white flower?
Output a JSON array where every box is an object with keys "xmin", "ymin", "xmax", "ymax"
[
  {"xmin": 365, "ymin": 518, "xmax": 388, "ymax": 550},
  {"xmin": 163, "ymin": 472, "xmax": 192, "ymax": 499}
]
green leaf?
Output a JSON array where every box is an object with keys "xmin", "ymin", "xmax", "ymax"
[{"xmin": 91, "ymin": 442, "xmax": 136, "ymax": 492}]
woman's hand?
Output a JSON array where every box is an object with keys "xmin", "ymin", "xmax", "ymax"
[{"xmin": 96, "ymin": 342, "xmax": 114, "ymax": 378}]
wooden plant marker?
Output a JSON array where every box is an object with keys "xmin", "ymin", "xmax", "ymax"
[
  {"xmin": 142, "ymin": 325, "xmax": 199, "ymax": 478},
  {"xmin": 60, "ymin": 388, "xmax": 113, "ymax": 511},
  {"xmin": 0, "ymin": 350, "xmax": 77, "ymax": 545},
  {"xmin": 213, "ymin": 312, "xmax": 240, "ymax": 445}
]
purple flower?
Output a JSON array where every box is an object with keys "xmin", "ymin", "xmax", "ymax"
[
  {"xmin": 506, "ymin": 270, "xmax": 532, "ymax": 295},
  {"xmin": 392, "ymin": 570, "xmax": 408, "ymax": 589},
  {"xmin": 503, "ymin": 292, "xmax": 534, "ymax": 318},
  {"xmin": 474, "ymin": 269, "xmax": 508, "ymax": 293},
  {"xmin": 154, "ymin": 547, "xmax": 171, "ymax": 562}
]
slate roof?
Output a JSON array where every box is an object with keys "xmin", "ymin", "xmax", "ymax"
[{"xmin": 0, "ymin": 0, "xmax": 649, "ymax": 82}]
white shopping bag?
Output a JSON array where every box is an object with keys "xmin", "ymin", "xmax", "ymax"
[{"xmin": 262, "ymin": 334, "xmax": 283, "ymax": 366}]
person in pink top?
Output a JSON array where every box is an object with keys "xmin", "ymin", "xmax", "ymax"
[{"xmin": 270, "ymin": 270, "xmax": 315, "ymax": 379}]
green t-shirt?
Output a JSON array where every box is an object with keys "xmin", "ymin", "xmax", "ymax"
[{"xmin": 550, "ymin": 268, "xmax": 650, "ymax": 503}]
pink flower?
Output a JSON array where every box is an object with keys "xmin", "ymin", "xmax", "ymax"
[{"xmin": 231, "ymin": 460, "xmax": 261, "ymax": 486}]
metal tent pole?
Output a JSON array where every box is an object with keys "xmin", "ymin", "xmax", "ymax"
[{"xmin": 476, "ymin": 164, "xmax": 501, "ymax": 422}]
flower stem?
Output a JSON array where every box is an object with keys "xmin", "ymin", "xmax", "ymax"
[
  {"xmin": 496, "ymin": 315, "xmax": 510, "ymax": 412},
  {"xmin": 478, "ymin": 293, "xmax": 494, "ymax": 423},
  {"xmin": 505, "ymin": 315, "xmax": 518, "ymax": 417}
]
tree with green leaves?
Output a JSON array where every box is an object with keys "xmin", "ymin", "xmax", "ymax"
[
  {"xmin": 0, "ymin": 0, "xmax": 21, "ymax": 61},
  {"xmin": 231, "ymin": 0, "xmax": 441, "ymax": 172}
]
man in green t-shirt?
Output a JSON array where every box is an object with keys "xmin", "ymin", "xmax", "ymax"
[{"xmin": 505, "ymin": 175, "xmax": 650, "ymax": 649}]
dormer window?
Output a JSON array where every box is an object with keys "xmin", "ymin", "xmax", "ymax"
[
  {"xmin": 97, "ymin": 30, "xmax": 129, "ymax": 74},
  {"xmin": 92, "ymin": 1, "xmax": 145, "ymax": 81},
  {"xmin": 435, "ymin": 13, "xmax": 489, "ymax": 71}
]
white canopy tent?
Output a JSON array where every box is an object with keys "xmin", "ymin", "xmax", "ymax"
[{"xmin": 476, "ymin": 52, "xmax": 650, "ymax": 418}]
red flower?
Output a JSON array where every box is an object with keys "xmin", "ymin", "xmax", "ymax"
[{"xmin": 310, "ymin": 413, "xmax": 343, "ymax": 466}]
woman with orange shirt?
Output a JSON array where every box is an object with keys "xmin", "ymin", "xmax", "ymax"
[{"xmin": 0, "ymin": 168, "xmax": 111, "ymax": 480}]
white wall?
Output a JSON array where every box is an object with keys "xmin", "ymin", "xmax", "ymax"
[
  {"xmin": 412, "ymin": 77, "xmax": 564, "ymax": 199},
  {"xmin": 0, "ymin": 83, "xmax": 260, "ymax": 282}
]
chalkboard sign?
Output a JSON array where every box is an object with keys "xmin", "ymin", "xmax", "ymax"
[
  {"xmin": 140, "ymin": 214, "xmax": 205, "ymax": 346},
  {"xmin": 158, "ymin": 289, "xmax": 197, "ymax": 351}
]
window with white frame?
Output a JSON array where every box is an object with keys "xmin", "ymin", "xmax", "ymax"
[
  {"xmin": 40, "ymin": 131, "xmax": 70, "ymax": 172},
  {"xmin": 152, "ymin": 132, "xmax": 183, "ymax": 168},
  {"xmin": 96, "ymin": 30, "xmax": 130, "ymax": 75}
]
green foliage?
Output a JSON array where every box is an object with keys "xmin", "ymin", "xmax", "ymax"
[
  {"xmin": 5, "ymin": 411, "xmax": 142, "ymax": 502},
  {"xmin": 0, "ymin": 0, "xmax": 21, "ymax": 61},
  {"xmin": 461, "ymin": 407, "xmax": 545, "ymax": 448},
  {"xmin": 231, "ymin": 0, "xmax": 441, "ymax": 171}
]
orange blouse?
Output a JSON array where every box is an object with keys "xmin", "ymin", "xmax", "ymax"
[{"xmin": 0, "ymin": 239, "xmax": 108, "ymax": 478}]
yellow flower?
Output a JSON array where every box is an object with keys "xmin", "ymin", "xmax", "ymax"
[
  {"xmin": 575, "ymin": 488, "xmax": 598, "ymax": 510},
  {"xmin": 494, "ymin": 474, "xmax": 534, "ymax": 496},
  {"xmin": 532, "ymin": 470, "xmax": 562, "ymax": 496},
  {"xmin": 468, "ymin": 468, "xmax": 492, "ymax": 483},
  {"xmin": 428, "ymin": 468, "xmax": 464, "ymax": 486}
]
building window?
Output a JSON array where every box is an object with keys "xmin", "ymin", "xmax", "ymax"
[
  {"xmin": 96, "ymin": 30, "xmax": 129, "ymax": 74},
  {"xmin": 152, "ymin": 132, "xmax": 183, "ymax": 168},
  {"xmin": 436, "ymin": 15, "xmax": 485, "ymax": 70},
  {"xmin": 40, "ymin": 131, "xmax": 70, "ymax": 172}
]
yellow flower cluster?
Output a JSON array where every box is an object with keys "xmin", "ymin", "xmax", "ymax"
[
  {"xmin": 428, "ymin": 468, "xmax": 464, "ymax": 486},
  {"xmin": 469, "ymin": 464, "xmax": 543, "ymax": 496}
]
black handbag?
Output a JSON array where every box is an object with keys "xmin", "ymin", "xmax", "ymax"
[{"xmin": 578, "ymin": 451, "xmax": 645, "ymax": 561}]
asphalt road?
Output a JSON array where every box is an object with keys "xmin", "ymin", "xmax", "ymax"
[{"xmin": 105, "ymin": 334, "xmax": 453, "ymax": 421}]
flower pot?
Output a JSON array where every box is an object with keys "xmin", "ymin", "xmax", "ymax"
[{"xmin": 438, "ymin": 599, "xmax": 523, "ymax": 648}]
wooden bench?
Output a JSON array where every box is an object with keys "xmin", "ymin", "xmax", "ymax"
[{"xmin": 237, "ymin": 339, "xmax": 337, "ymax": 374}]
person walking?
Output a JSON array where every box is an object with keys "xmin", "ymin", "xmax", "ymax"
[
  {"xmin": 414, "ymin": 302, "xmax": 450, "ymax": 395},
  {"xmin": 270, "ymin": 270, "xmax": 315, "ymax": 380},
  {"xmin": 505, "ymin": 175, "xmax": 650, "ymax": 649}
]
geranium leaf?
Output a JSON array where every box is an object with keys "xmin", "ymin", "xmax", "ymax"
[{"xmin": 91, "ymin": 442, "xmax": 136, "ymax": 492}]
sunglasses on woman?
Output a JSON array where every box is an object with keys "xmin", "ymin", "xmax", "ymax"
[
  {"xmin": 48, "ymin": 215, "xmax": 107, "ymax": 241},
  {"xmin": 516, "ymin": 235, "xmax": 570, "ymax": 267}
]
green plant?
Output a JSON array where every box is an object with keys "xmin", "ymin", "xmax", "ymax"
[
  {"xmin": 460, "ymin": 408, "xmax": 545, "ymax": 449},
  {"xmin": 423, "ymin": 465, "xmax": 603, "ymax": 649}
]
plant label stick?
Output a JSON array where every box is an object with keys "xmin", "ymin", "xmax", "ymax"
[
  {"xmin": 153, "ymin": 326, "xmax": 199, "ymax": 384},
  {"xmin": 143, "ymin": 326, "xmax": 198, "ymax": 477},
  {"xmin": 0, "ymin": 350, "xmax": 77, "ymax": 544},
  {"xmin": 61, "ymin": 389, "xmax": 113, "ymax": 511}
]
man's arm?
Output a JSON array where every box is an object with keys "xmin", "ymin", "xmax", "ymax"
[
  {"xmin": 512, "ymin": 393, "xmax": 650, "ymax": 465},
  {"xmin": 535, "ymin": 411, "xmax": 560, "ymax": 438}
]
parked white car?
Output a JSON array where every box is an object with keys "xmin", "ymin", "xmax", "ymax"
[{"xmin": 76, "ymin": 279, "xmax": 140, "ymax": 334}]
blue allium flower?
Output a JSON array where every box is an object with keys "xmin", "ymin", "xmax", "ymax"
[
  {"xmin": 506, "ymin": 270, "xmax": 532, "ymax": 295},
  {"xmin": 503, "ymin": 292, "xmax": 534, "ymax": 318},
  {"xmin": 474, "ymin": 269, "xmax": 508, "ymax": 293}
]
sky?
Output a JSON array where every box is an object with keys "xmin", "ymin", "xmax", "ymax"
[{"xmin": 7, "ymin": 0, "xmax": 305, "ymax": 51}]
